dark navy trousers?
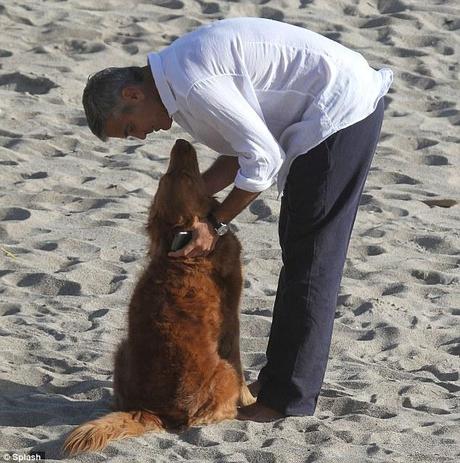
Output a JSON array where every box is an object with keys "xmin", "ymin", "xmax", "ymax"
[{"xmin": 257, "ymin": 97, "xmax": 385, "ymax": 416}]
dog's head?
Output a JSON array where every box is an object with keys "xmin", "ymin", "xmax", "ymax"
[{"xmin": 147, "ymin": 139, "xmax": 214, "ymax": 255}]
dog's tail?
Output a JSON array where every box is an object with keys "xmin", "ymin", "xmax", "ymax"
[{"xmin": 63, "ymin": 410, "xmax": 164, "ymax": 456}]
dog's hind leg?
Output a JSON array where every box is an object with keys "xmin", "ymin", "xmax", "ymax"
[
  {"xmin": 188, "ymin": 360, "xmax": 239, "ymax": 426},
  {"xmin": 219, "ymin": 333, "xmax": 255, "ymax": 406},
  {"xmin": 218, "ymin": 269, "xmax": 255, "ymax": 407}
]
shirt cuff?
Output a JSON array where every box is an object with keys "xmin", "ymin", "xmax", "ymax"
[{"xmin": 234, "ymin": 170, "xmax": 275, "ymax": 192}]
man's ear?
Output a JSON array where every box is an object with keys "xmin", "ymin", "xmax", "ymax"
[{"xmin": 121, "ymin": 85, "xmax": 144, "ymax": 103}]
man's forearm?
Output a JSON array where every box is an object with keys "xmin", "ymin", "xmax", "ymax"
[
  {"xmin": 202, "ymin": 155, "xmax": 240, "ymax": 196},
  {"xmin": 213, "ymin": 186, "xmax": 261, "ymax": 224}
]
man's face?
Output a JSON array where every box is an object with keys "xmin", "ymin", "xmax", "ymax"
[{"xmin": 104, "ymin": 85, "xmax": 172, "ymax": 140}]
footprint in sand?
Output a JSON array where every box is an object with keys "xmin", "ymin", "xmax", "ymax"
[
  {"xmin": 0, "ymin": 160, "xmax": 19, "ymax": 166},
  {"xmin": 180, "ymin": 427, "xmax": 220, "ymax": 446},
  {"xmin": 64, "ymin": 39, "xmax": 106, "ymax": 54},
  {"xmin": 400, "ymin": 72, "xmax": 436, "ymax": 90},
  {"xmin": 87, "ymin": 308, "xmax": 109, "ymax": 330},
  {"xmin": 382, "ymin": 283, "xmax": 407, "ymax": 296},
  {"xmin": 426, "ymin": 99, "xmax": 456, "ymax": 113},
  {"xmin": 414, "ymin": 138, "xmax": 439, "ymax": 150},
  {"xmin": 436, "ymin": 108, "xmax": 460, "ymax": 126},
  {"xmin": 414, "ymin": 365, "xmax": 459, "ymax": 384},
  {"xmin": 120, "ymin": 252, "xmax": 137, "ymax": 263},
  {"xmin": 109, "ymin": 274, "xmax": 128, "ymax": 294},
  {"xmin": 200, "ymin": 2, "xmax": 220, "ymax": 15},
  {"xmin": 0, "ymin": 72, "xmax": 58, "ymax": 94},
  {"xmin": 411, "ymin": 269, "xmax": 457, "ymax": 286},
  {"xmin": 353, "ymin": 301, "xmax": 373, "ymax": 316},
  {"xmin": 443, "ymin": 18, "xmax": 460, "ymax": 31},
  {"xmin": 0, "ymin": 303, "xmax": 21, "ymax": 316},
  {"xmin": 376, "ymin": 27, "xmax": 395, "ymax": 46},
  {"xmin": 366, "ymin": 245, "xmax": 386, "ymax": 256},
  {"xmin": 154, "ymin": 0, "xmax": 184, "ymax": 9},
  {"xmin": 328, "ymin": 396, "xmax": 397, "ymax": 419},
  {"xmin": 55, "ymin": 257, "xmax": 82, "ymax": 274},
  {"xmin": 34, "ymin": 241, "xmax": 58, "ymax": 251},
  {"xmin": 435, "ymin": 42, "xmax": 455, "ymax": 56},
  {"xmin": 402, "ymin": 397, "xmax": 450, "ymax": 415},
  {"xmin": 361, "ymin": 227, "xmax": 386, "ymax": 238},
  {"xmin": 377, "ymin": 0, "xmax": 407, "ymax": 14},
  {"xmin": 357, "ymin": 329, "xmax": 376, "ymax": 341},
  {"xmin": 359, "ymin": 193, "xmax": 374, "ymax": 205},
  {"xmin": 249, "ymin": 199, "xmax": 276, "ymax": 222},
  {"xmin": 422, "ymin": 154, "xmax": 449, "ymax": 166},
  {"xmin": 15, "ymin": 272, "xmax": 82, "ymax": 296},
  {"xmin": 388, "ymin": 172, "xmax": 420, "ymax": 185},
  {"xmin": 20, "ymin": 171, "xmax": 48, "ymax": 180},
  {"xmin": 76, "ymin": 351, "xmax": 101, "ymax": 362},
  {"xmin": 421, "ymin": 198, "xmax": 458, "ymax": 208},
  {"xmin": 360, "ymin": 16, "xmax": 392, "ymax": 29},
  {"xmin": 386, "ymin": 205, "xmax": 409, "ymax": 217},
  {"xmin": 441, "ymin": 340, "xmax": 460, "ymax": 357},
  {"xmin": 414, "ymin": 235, "xmax": 458, "ymax": 255},
  {"xmin": 240, "ymin": 449, "xmax": 278, "ymax": 463},
  {"xmin": 393, "ymin": 47, "xmax": 428, "ymax": 58},
  {"xmin": 343, "ymin": 5, "xmax": 358, "ymax": 16},
  {"xmin": 383, "ymin": 192, "xmax": 412, "ymax": 200},
  {"xmin": 299, "ymin": 0, "xmax": 315, "ymax": 9},
  {"xmin": 0, "ymin": 207, "xmax": 31, "ymax": 221},
  {"xmin": 260, "ymin": 7, "xmax": 284, "ymax": 22}
]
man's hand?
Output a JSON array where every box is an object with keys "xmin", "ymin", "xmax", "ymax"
[
  {"xmin": 168, "ymin": 186, "xmax": 262, "ymax": 259},
  {"xmin": 168, "ymin": 217, "xmax": 218, "ymax": 258}
]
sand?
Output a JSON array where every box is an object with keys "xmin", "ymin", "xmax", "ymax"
[{"xmin": 0, "ymin": 0, "xmax": 459, "ymax": 462}]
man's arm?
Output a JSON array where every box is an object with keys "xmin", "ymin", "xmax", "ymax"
[
  {"xmin": 169, "ymin": 75, "xmax": 283, "ymax": 258},
  {"xmin": 201, "ymin": 155, "xmax": 261, "ymax": 224},
  {"xmin": 213, "ymin": 186, "xmax": 260, "ymax": 224},
  {"xmin": 202, "ymin": 155, "xmax": 240, "ymax": 196}
]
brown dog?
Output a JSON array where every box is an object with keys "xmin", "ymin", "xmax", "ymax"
[{"xmin": 63, "ymin": 139, "xmax": 254, "ymax": 456}]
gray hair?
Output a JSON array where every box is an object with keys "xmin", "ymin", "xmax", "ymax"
[{"xmin": 82, "ymin": 66, "xmax": 144, "ymax": 141}]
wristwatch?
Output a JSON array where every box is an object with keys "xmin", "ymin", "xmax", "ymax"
[{"xmin": 207, "ymin": 213, "xmax": 229, "ymax": 236}]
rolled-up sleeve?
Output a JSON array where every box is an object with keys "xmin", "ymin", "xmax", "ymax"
[{"xmin": 186, "ymin": 75, "xmax": 285, "ymax": 192}]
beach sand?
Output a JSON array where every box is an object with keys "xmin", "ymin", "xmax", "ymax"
[{"xmin": 0, "ymin": 0, "xmax": 459, "ymax": 462}]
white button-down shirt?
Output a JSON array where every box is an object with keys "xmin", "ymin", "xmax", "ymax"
[{"xmin": 148, "ymin": 17, "xmax": 393, "ymax": 194}]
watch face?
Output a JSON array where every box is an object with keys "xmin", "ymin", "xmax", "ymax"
[{"xmin": 217, "ymin": 224, "xmax": 229, "ymax": 236}]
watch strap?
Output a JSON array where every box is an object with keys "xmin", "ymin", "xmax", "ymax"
[{"xmin": 207, "ymin": 213, "xmax": 225, "ymax": 231}]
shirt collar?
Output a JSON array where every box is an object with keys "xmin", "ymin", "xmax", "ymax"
[{"xmin": 147, "ymin": 52, "xmax": 178, "ymax": 116}]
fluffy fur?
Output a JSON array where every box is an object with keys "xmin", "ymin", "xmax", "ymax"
[{"xmin": 63, "ymin": 139, "xmax": 254, "ymax": 456}]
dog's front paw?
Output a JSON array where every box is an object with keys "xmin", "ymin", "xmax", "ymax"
[{"xmin": 238, "ymin": 384, "xmax": 256, "ymax": 406}]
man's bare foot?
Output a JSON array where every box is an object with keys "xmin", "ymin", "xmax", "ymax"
[
  {"xmin": 248, "ymin": 380, "xmax": 261, "ymax": 397},
  {"xmin": 237, "ymin": 402, "xmax": 285, "ymax": 422}
]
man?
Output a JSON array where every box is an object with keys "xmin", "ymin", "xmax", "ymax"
[{"xmin": 82, "ymin": 17, "xmax": 393, "ymax": 421}]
